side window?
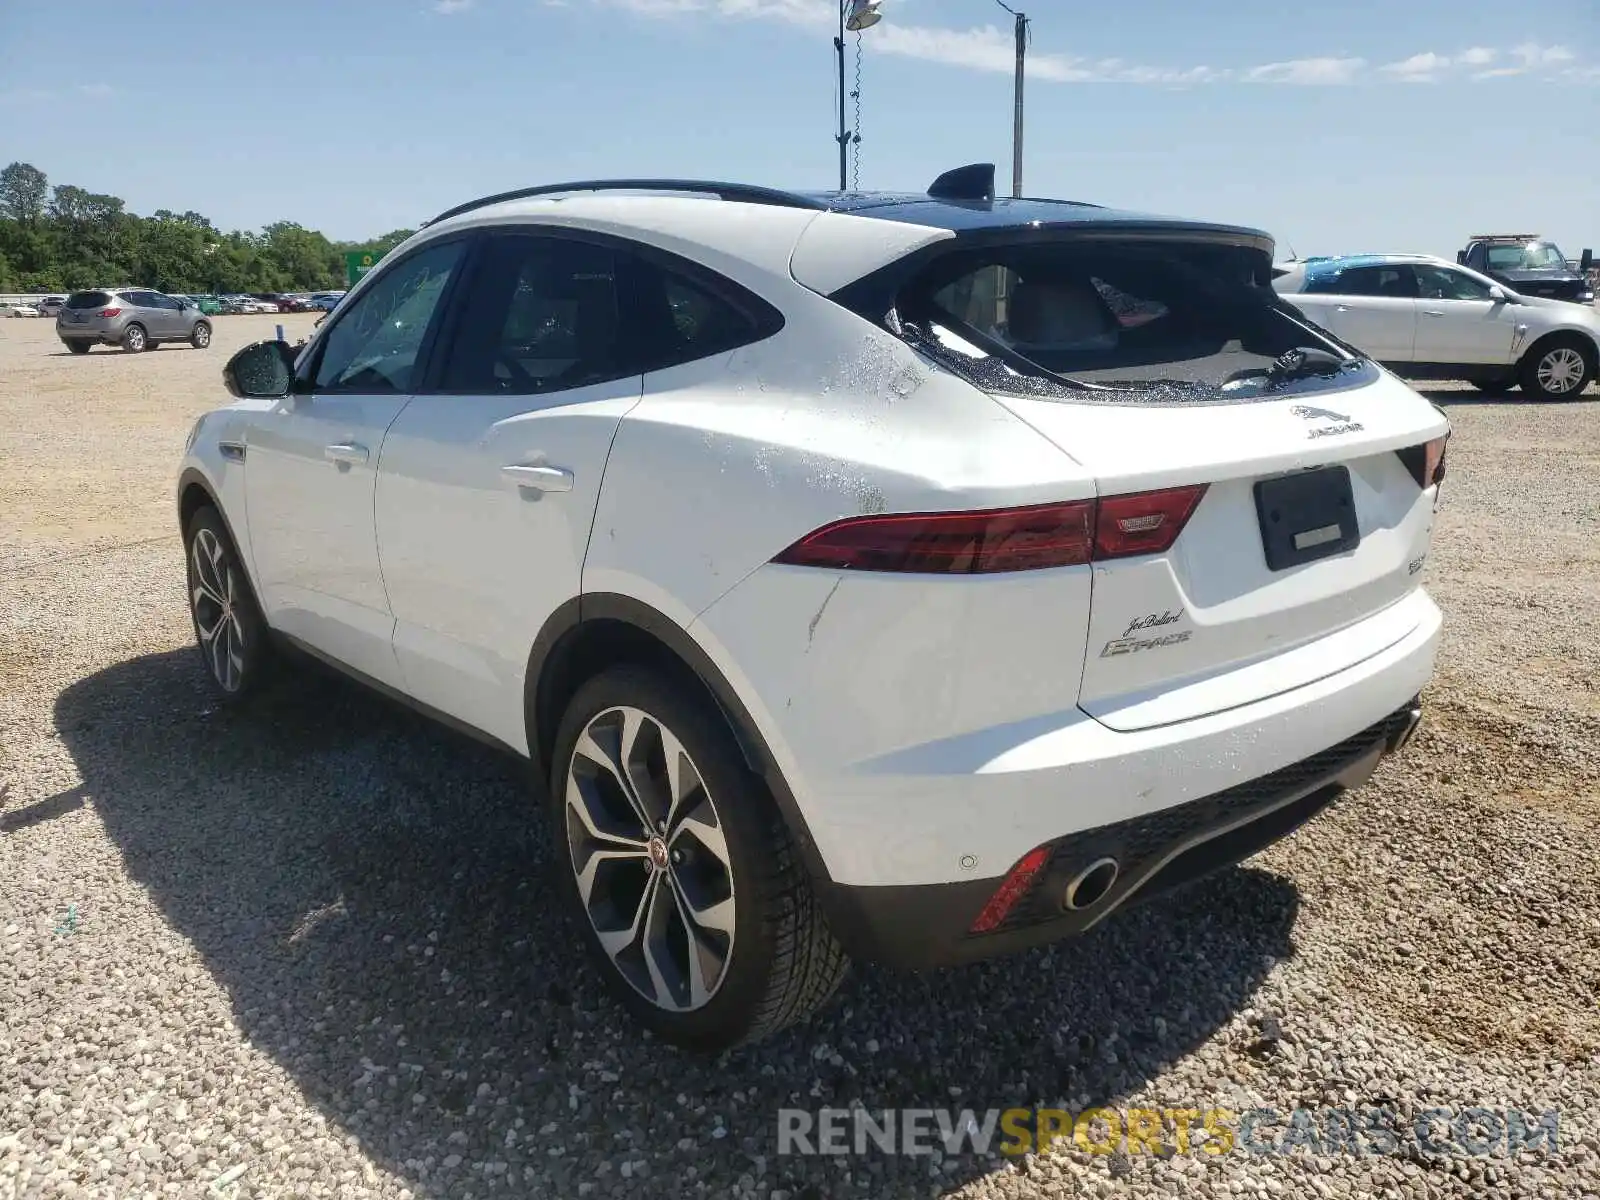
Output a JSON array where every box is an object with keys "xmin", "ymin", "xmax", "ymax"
[
  {"xmin": 312, "ymin": 240, "xmax": 464, "ymax": 394},
  {"xmin": 1414, "ymin": 265, "xmax": 1493, "ymax": 302},
  {"xmin": 630, "ymin": 259, "xmax": 775, "ymax": 370},
  {"xmin": 1338, "ymin": 266, "xmax": 1416, "ymax": 298},
  {"xmin": 436, "ymin": 235, "xmax": 626, "ymax": 395},
  {"xmin": 152, "ymin": 293, "xmax": 181, "ymax": 310},
  {"xmin": 125, "ymin": 291, "xmax": 156, "ymax": 308}
]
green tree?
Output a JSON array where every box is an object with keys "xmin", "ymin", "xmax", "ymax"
[{"xmin": 0, "ymin": 162, "xmax": 49, "ymax": 224}]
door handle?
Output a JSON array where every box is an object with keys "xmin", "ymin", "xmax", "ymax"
[
  {"xmin": 501, "ymin": 464, "xmax": 574, "ymax": 493},
  {"xmin": 1334, "ymin": 304, "xmax": 1351, "ymax": 312},
  {"xmin": 324, "ymin": 442, "xmax": 369, "ymax": 465},
  {"xmin": 1421, "ymin": 310, "xmax": 1445, "ymax": 318}
]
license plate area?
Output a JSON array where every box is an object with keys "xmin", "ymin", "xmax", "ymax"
[{"xmin": 1254, "ymin": 466, "xmax": 1360, "ymax": 571}]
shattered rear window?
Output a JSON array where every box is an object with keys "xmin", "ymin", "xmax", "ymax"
[{"xmin": 893, "ymin": 238, "xmax": 1371, "ymax": 403}]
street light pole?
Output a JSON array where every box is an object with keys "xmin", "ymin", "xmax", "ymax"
[
  {"xmin": 996, "ymin": 1, "xmax": 1028, "ymax": 198},
  {"xmin": 835, "ymin": 8, "xmax": 848, "ymax": 192},
  {"xmin": 835, "ymin": 1, "xmax": 882, "ymax": 193}
]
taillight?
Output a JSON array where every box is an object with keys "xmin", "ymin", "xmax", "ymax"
[
  {"xmin": 1397, "ymin": 435, "xmax": 1448, "ymax": 490},
  {"xmin": 771, "ymin": 500, "xmax": 1094, "ymax": 574},
  {"xmin": 1093, "ymin": 485, "xmax": 1209, "ymax": 561},
  {"xmin": 99, "ymin": 307, "xmax": 121, "ymax": 317},
  {"xmin": 771, "ymin": 485, "xmax": 1208, "ymax": 575},
  {"xmin": 969, "ymin": 846, "xmax": 1052, "ymax": 934}
]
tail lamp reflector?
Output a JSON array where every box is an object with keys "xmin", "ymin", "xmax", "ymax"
[{"xmin": 968, "ymin": 846, "xmax": 1052, "ymax": 934}]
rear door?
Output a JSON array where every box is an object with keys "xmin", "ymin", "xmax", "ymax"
[
  {"xmin": 374, "ymin": 231, "xmax": 644, "ymax": 747},
  {"xmin": 1410, "ymin": 263, "xmax": 1517, "ymax": 364},
  {"xmin": 1282, "ymin": 264, "xmax": 1418, "ymax": 363}
]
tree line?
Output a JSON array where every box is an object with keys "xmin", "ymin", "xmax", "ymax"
[{"xmin": 0, "ymin": 161, "xmax": 413, "ymax": 296}]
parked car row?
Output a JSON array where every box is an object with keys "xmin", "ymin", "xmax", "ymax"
[{"xmin": 9, "ymin": 289, "xmax": 346, "ymax": 320}]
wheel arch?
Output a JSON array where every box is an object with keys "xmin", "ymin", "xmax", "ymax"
[
  {"xmin": 178, "ymin": 468, "xmax": 261, "ymax": 601},
  {"xmin": 525, "ymin": 593, "xmax": 833, "ymax": 885},
  {"xmin": 1520, "ymin": 326, "xmax": 1600, "ymax": 370}
]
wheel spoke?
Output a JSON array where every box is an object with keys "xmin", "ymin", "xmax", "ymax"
[
  {"xmin": 670, "ymin": 790, "xmax": 731, "ymax": 870},
  {"xmin": 580, "ymin": 848, "xmax": 653, "ymax": 925},
  {"xmin": 666, "ymin": 863, "xmax": 735, "ymax": 935},
  {"xmin": 573, "ymin": 719, "xmax": 655, "ymax": 837},
  {"xmin": 567, "ymin": 780, "xmax": 651, "ymax": 854},
  {"xmin": 640, "ymin": 872, "xmax": 685, "ymax": 1009}
]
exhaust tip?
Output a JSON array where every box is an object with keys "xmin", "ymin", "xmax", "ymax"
[
  {"xmin": 1063, "ymin": 857, "xmax": 1119, "ymax": 911},
  {"xmin": 1388, "ymin": 704, "xmax": 1424, "ymax": 754}
]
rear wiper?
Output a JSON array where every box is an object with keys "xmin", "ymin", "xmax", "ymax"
[{"xmin": 1263, "ymin": 346, "xmax": 1355, "ymax": 386}]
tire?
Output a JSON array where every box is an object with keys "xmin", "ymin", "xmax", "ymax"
[
  {"xmin": 121, "ymin": 323, "xmax": 148, "ymax": 353},
  {"xmin": 549, "ymin": 666, "xmax": 848, "ymax": 1051},
  {"xmin": 190, "ymin": 321, "xmax": 212, "ymax": 349},
  {"xmin": 184, "ymin": 505, "xmax": 273, "ymax": 702},
  {"xmin": 1471, "ymin": 378, "xmax": 1514, "ymax": 394},
  {"xmin": 1518, "ymin": 334, "xmax": 1595, "ymax": 401},
  {"xmin": 65, "ymin": 341, "xmax": 91, "ymax": 355}
]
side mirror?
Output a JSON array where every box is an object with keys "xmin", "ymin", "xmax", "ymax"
[
  {"xmin": 1455, "ymin": 251, "xmax": 1467, "ymax": 265},
  {"xmin": 1487, "ymin": 285, "xmax": 1510, "ymax": 304},
  {"xmin": 223, "ymin": 339, "xmax": 298, "ymax": 400},
  {"xmin": 1582, "ymin": 248, "xmax": 1594, "ymax": 273}
]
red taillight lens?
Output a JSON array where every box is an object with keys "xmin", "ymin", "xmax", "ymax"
[
  {"xmin": 99, "ymin": 307, "xmax": 121, "ymax": 317},
  {"xmin": 771, "ymin": 499, "xmax": 1095, "ymax": 574},
  {"xmin": 772, "ymin": 485, "xmax": 1208, "ymax": 575},
  {"xmin": 968, "ymin": 846, "xmax": 1052, "ymax": 934},
  {"xmin": 1397, "ymin": 435, "xmax": 1448, "ymax": 490},
  {"xmin": 1093, "ymin": 484, "xmax": 1209, "ymax": 561}
]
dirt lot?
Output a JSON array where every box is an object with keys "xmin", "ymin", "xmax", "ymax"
[{"xmin": 2, "ymin": 312, "xmax": 1598, "ymax": 1199}]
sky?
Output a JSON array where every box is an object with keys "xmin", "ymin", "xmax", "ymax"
[{"xmin": 1, "ymin": 0, "xmax": 1596, "ymax": 260}]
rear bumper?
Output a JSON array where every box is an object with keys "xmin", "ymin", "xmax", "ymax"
[{"xmin": 821, "ymin": 698, "xmax": 1423, "ymax": 969}]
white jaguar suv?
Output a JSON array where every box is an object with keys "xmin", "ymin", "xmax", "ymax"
[{"xmin": 178, "ymin": 164, "xmax": 1447, "ymax": 1050}]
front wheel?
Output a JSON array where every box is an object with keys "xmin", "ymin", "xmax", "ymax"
[
  {"xmin": 549, "ymin": 667, "xmax": 848, "ymax": 1052},
  {"xmin": 185, "ymin": 506, "xmax": 273, "ymax": 701},
  {"xmin": 190, "ymin": 321, "xmax": 212, "ymax": 349},
  {"xmin": 1519, "ymin": 336, "xmax": 1595, "ymax": 401}
]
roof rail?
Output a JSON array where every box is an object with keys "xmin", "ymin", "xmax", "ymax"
[{"xmin": 423, "ymin": 179, "xmax": 831, "ymax": 227}]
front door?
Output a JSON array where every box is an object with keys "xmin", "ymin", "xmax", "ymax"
[
  {"xmin": 376, "ymin": 232, "xmax": 646, "ymax": 749},
  {"xmin": 1409, "ymin": 263, "xmax": 1518, "ymax": 365},
  {"xmin": 243, "ymin": 237, "xmax": 468, "ymax": 687}
]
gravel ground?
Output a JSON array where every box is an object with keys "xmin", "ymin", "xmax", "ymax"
[{"xmin": 1, "ymin": 314, "xmax": 1598, "ymax": 1200}]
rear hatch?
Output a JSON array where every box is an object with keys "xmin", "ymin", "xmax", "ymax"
[
  {"xmin": 59, "ymin": 290, "xmax": 113, "ymax": 328},
  {"xmin": 863, "ymin": 226, "xmax": 1449, "ymax": 731}
]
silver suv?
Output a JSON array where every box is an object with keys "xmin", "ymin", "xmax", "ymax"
[{"xmin": 57, "ymin": 288, "xmax": 213, "ymax": 354}]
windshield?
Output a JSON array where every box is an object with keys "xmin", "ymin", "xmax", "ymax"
[
  {"xmin": 893, "ymin": 237, "xmax": 1361, "ymax": 401},
  {"xmin": 1486, "ymin": 241, "xmax": 1567, "ymax": 271}
]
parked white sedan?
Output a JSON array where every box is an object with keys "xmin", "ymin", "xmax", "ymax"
[{"xmin": 1274, "ymin": 254, "xmax": 1598, "ymax": 399}]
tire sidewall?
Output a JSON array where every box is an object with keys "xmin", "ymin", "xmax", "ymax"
[
  {"xmin": 122, "ymin": 323, "xmax": 147, "ymax": 353},
  {"xmin": 191, "ymin": 322, "xmax": 211, "ymax": 349},
  {"xmin": 184, "ymin": 506, "xmax": 270, "ymax": 702},
  {"xmin": 547, "ymin": 666, "xmax": 789, "ymax": 1050}
]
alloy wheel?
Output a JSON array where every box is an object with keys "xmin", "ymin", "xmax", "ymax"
[
  {"xmin": 565, "ymin": 705, "xmax": 735, "ymax": 1012},
  {"xmin": 126, "ymin": 326, "xmax": 145, "ymax": 351},
  {"xmin": 1536, "ymin": 347, "xmax": 1586, "ymax": 395},
  {"xmin": 193, "ymin": 324, "xmax": 211, "ymax": 348},
  {"xmin": 190, "ymin": 527, "xmax": 245, "ymax": 692}
]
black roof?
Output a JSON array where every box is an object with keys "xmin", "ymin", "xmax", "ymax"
[{"xmin": 424, "ymin": 162, "xmax": 1272, "ymax": 245}]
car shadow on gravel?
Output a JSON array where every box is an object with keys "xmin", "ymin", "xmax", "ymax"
[{"xmin": 60, "ymin": 648, "xmax": 1300, "ymax": 1199}]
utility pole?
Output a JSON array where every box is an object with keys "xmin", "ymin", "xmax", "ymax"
[{"xmin": 995, "ymin": 2, "xmax": 1029, "ymax": 198}]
